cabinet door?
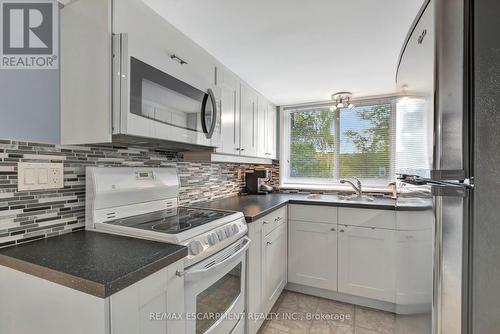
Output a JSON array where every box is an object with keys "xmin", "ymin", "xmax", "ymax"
[
  {"xmin": 262, "ymin": 223, "xmax": 287, "ymax": 312},
  {"xmin": 256, "ymin": 96, "xmax": 268, "ymax": 158},
  {"xmin": 110, "ymin": 261, "xmax": 185, "ymax": 334},
  {"xmin": 247, "ymin": 220, "xmax": 264, "ymax": 334},
  {"xmin": 395, "ymin": 228, "xmax": 433, "ymax": 307},
  {"xmin": 239, "ymin": 83, "xmax": 256, "ymax": 156},
  {"xmin": 265, "ymin": 104, "xmax": 277, "ymax": 159},
  {"xmin": 338, "ymin": 226, "xmax": 396, "ymax": 302},
  {"xmin": 114, "ymin": 0, "xmax": 210, "ymax": 91},
  {"xmin": 217, "ymin": 69, "xmax": 239, "ymax": 155},
  {"xmin": 288, "ymin": 220, "xmax": 337, "ymax": 291}
]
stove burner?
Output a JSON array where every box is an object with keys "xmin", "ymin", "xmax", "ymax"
[
  {"xmin": 152, "ymin": 222, "xmax": 192, "ymax": 233},
  {"xmin": 106, "ymin": 207, "xmax": 236, "ymax": 235}
]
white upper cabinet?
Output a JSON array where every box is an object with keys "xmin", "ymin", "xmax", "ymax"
[
  {"xmin": 61, "ymin": 0, "xmax": 278, "ymax": 160},
  {"xmin": 265, "ymin": 103, "xmax": 277, "ymax": 159},
  {"xmin": 113, "ymin": 0, "xmax": 214, "ymax": 91},
  {"xmin": 256, "ymin": 96, "xmax": 268, "ymax": 158},
  {"xmin": 239, "ymin": 83, "xmax": 257, "ymax": 157},
  {"xmin": 216, "ymin": 67, "xmax": 240, "ymax": 155},
  {"xmin": 255, "ymin": 96, "xmax": 277, "ymax": 159}
]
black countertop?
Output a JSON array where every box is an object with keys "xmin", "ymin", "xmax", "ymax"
[
  {"xmin": 0, "ymin": 231, "xmax": 187, "ymax": 298},
  {"xmin": 195, "ymin": 193, "xmax": 432, "ymax": 222}
]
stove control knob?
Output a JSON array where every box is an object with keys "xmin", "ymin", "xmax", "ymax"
[
  {"xmin": 231, "ymin": 224, "xmax": 239, "ymax": 234},
  {"xmin": 189, "ymin": 240, "xmax": 203, "ymax": 256},
  {"xmin": 217, "ymin": 229, "xmax": 226, "ymax": 240},
  {"xmin": 207, "ymin": 233, "xmax": 218, "ymax": 246},
  {"xmin": 225, "ymin": 225, "xmax": 234, "ymax": 237}
]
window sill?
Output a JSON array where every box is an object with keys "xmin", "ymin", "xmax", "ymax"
[{"xmin": 280, "ymin": 183, "xmax": 392, "ymax": 193}]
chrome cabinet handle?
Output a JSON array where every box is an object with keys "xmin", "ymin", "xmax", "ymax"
[
  {"xmin": 267, "ymin": 241, "xmax": 273, "ymax": 245},
  {"xmin": 418, "ymin": 29, "xmax": 427, "ymax": 45},
  {"xmin": 330, "ymin": 228, "xmax": 336, "ymax": 231},
  {"xmin": 170, "ymin": 54, "xmax": 188, "ymax": 65},
  {"xmin": 175, "ymin": 270, "xmax": 185, "ymax": 277},
  {"xmin": 274, "ymin": 217, "xmax": 282, "ymax": 222},
  {"xmin": 263, "ymin": 221, "xmax": 269, "ymax": 225},
  {"xmin": 339, "ymin": 229, "xmax": 345, "ymax": 233}
]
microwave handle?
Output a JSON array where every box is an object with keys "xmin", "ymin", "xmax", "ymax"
[
  {"xmin": 201, "ymin": 88, "xmax": 218, "ymax": 139},
  {"xmin": 183, "ymin": 237, "xmax": 250, "ymax": 282}
]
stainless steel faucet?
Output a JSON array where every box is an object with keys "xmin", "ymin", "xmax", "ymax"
[{"xmin": 340, "ymin": 177, "xmax": 362, "ymax": 197}]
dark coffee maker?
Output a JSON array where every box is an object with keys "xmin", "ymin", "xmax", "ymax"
[{"xmin": 245, "ymin": 169, "xmax": 273, "ymax": 195}]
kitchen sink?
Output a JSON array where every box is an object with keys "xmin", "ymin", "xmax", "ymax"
[
  {"xmin": 305, "ymin": 194, "xmax": 339, "ymax": 201},
  {"xmin": 338, "ymin": 194, "xmax": 375, "ymax": 202},
  {"xmin": 304, "ymin": 193, "xmax": 376, "ymax": 202}
]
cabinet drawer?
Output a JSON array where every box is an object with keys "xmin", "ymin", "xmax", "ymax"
[
  {"xmin": 396, "ymin": 210, "xmax": 434, "ymax": 231},
  {"xmin": 339, "ymin": 208, "xmax": 396, "ymax": 229},
  {"xmin": 289, "ymin": 204, "xmax": 337, "ymax": 224},
  {"xmin": 261, "ymin": 206, "xmax": 287, "ymax": 236}
]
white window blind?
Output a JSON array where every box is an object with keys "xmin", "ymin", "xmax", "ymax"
[
  {"xmin": 395, "ymin": 98, "xmax": 432, "ymax": 177},
  {"xmin": 282, "ymin": 97, "xmax": 430, "ymax": 189}
]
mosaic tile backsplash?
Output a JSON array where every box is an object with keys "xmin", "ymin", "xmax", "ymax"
[{"xmin": 0, "ymin": 139, "xmax": 279, "ymax": 248}]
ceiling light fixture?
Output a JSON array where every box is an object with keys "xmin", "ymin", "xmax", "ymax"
[{"xmin": 329, "ymin": 92, "xmax": 354, "ymax": 111}]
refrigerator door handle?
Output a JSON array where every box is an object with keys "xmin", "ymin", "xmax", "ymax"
[
  {"xmin": 398, "ymin": 174, "xmax": 474, "ymax": 192},
  {"xmin": 431, "ymin": 169, "xmax": 467, "ymax": 180},
  {"xmin": 431, "ymin": 185, "xmax": 470, "ymax": 197}
]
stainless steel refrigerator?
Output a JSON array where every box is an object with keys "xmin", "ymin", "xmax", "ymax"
[{"xmin": 396, "ymin": 0, "xmax": 473, "ymax": 333}]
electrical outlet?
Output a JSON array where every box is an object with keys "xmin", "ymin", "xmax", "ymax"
[{"xmin": 18, "ymin": 162, "xmax": 64, "ymax": 191}]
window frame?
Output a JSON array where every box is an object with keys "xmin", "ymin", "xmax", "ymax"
[{"xmin": 279, "ymin": 96, "xmax": 399, "ymax": 192}]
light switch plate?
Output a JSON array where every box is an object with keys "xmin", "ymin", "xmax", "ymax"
[{"xmin": 18, "ymin": 162, "xmax": 64, "ymax": 191}]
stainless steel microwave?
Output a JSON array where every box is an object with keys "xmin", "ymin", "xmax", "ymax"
[{"xmin": 112, "ymin": 33, "xmax": 220, "ymax": 148}]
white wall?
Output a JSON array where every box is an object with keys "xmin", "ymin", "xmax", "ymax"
[
  {"xmin": 0, "ymin": 2, "xmax": 61, "ymax": 144},
  {"xmin": 0, "ymin": 70, "xmax": 60, "ymax": 143}
]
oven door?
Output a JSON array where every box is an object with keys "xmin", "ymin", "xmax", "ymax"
[
  {"xmin": 128, "ymin": 56, "xmax": 218, "ymax": 145},
  {"xmin": 184, "ymin": 237, "xmax": 250, "ymax": 334}
]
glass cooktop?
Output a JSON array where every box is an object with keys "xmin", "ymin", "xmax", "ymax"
[{"xmin": 105, "ymin": 207, "xmax": 234, "ymax": 234}]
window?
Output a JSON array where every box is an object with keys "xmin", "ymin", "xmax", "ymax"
[{"xmin": 282, "ymin": 97, "xmax": 431, "ymax": 189}]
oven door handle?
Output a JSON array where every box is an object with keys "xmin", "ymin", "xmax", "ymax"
[{"xmin": 184, "ymin": 237, "xmax": 250, "ymax": 282}]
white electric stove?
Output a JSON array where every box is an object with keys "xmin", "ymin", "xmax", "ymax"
[{"xmin": 85, "ymin": 167, "xmax": 248, "ymax": 334}]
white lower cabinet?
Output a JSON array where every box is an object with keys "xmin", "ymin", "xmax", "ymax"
[
  {"xmin": 0, "ymin": 259, "xmax": 185, "ymax": 334},
  {"xmin": 395, "ymin": 228, "xmax": 433, "ymax": 307},
  {"xmin": 395, "ymin": 210, "xmax": 434, "ymax": 311},
  {"xmin": 288, "ymin": 220, "xmax": 337, "ymax": 290},
  {"xmin": 247, "ymin": 206, "xmax": 287, "ymax": 334},
  {"xmin": 110, "ymin": 260, "xmax": 185, "ymax": 334},
  {"xmin": 337, "ymin": 225, "xmax": 396, "ymax": 303},
  {"xmin": 262, "ymin": 223, "xmax": 287, "ymax": 309}
]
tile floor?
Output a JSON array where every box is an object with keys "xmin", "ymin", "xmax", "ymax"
[{"xmin": 257, "ymin": 290, "xmax": 430, "ymax": 334}]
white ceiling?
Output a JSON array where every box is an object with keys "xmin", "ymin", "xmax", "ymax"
[{"xmin": 144, "ymin": 0, "xmax": 424, "ymax": 106}]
